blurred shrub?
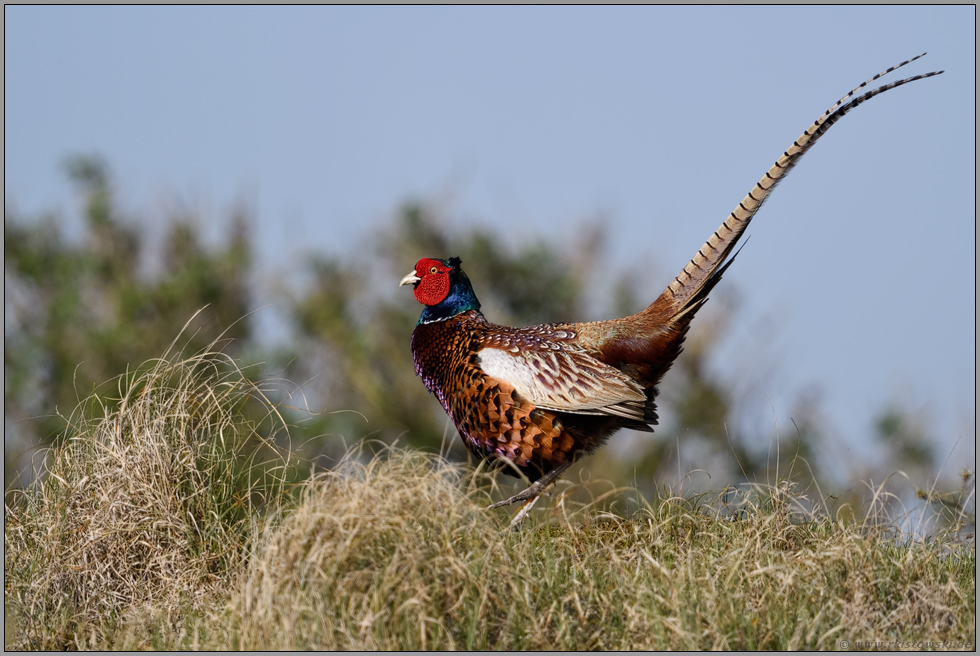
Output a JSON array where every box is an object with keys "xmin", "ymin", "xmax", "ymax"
[{"xmin": 5, "ymin": 156, "xmax": 252, "ymax": 485}]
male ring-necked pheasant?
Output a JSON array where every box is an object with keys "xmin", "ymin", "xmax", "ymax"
[{"xmin": 400, "ymin": 55, "xmax": 942, "ymax": 522}]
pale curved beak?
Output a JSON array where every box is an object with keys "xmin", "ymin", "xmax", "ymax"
[{"xmin": 399, "ymin": 270, "xmax": 421, "ymax": 287}]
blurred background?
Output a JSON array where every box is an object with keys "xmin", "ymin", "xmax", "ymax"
[{"xmin": 5, "ymin": 7, "xmax": 975, "ymax": 511}]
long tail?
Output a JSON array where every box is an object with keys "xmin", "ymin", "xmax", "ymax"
[{"xmin": 658, "ymin": 53, "xmax": 943, "ymax": 322}]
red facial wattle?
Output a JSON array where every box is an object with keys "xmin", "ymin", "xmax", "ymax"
[{"xmin": 413, "ymin": 258, "xmax": 451, "ymax": 306}]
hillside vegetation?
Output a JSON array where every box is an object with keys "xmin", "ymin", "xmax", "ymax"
[
  {"xmin": 11, "ymin": 158, "xmax": 961, "ymax": 507},
  {"xmin": 4, "ymin": 350, "xmax": 974, "ymax": 650}
]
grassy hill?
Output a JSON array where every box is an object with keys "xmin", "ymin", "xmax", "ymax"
[{"xmin": 5, "ymin": 351, "xmax": 975, "ymax": 650}]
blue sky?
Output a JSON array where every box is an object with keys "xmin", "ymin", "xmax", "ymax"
[{"xmin": 5, "ymin": 6, "xmax": 975, "ymax": 467}]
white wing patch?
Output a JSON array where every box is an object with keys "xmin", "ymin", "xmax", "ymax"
[{"xmin": 477, "ymin": 346, "xmax": 648, "ymax": 420}]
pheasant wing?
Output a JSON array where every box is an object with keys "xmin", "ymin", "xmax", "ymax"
[{"xmin": 476, "ymin": 341, "xmax": 649, "ymax": 423}]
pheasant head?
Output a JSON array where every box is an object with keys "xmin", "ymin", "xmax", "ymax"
[{"xmin": 400, "ymin": 256, "xmax": 481, "ymax": 324}]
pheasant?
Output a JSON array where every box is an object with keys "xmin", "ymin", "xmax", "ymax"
[{"xmin": 400, "ymin": 55, "xmax": 942, "ymax": 523}]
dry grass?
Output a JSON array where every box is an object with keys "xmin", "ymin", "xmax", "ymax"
[
  {"xmin": 208, "ymin": 454, "xmax": 974, "ymax": 651},
  {"xmin": 4, "ymin": 349, "xmax": 975, "ymax": 650},
  {"xmin": 4, "ymin": 348, "xmax": 293, "ymax": 650}
]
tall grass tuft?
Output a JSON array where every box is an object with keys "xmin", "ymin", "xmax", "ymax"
[
  {"xmin": 4, "ymin": 346, "xmax": 975, "ymax": 650},
  {"xmin": 213, "ymin": 451, "xmax": 974, "ymax": 650},
  {"xmin": 4, "ymin": 347, "xmax": 293, "ymax": 650}
]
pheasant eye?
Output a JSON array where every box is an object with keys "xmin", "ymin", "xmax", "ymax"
[{"xmin": 429, "ymin": 266, "xmax": 438, "ymax": 274}]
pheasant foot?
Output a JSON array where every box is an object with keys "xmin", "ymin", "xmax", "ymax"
[
  {"xmin": 488, "ymin": 461, "xmax": 572, "ymax": 510},
  {"xmin": 506, "ymin": 496, "xmax": 541, "ymax": 529}
]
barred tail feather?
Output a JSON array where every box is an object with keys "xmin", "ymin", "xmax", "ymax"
[{"xmin": 658, "ymin": 54, "xmax": 943, "ymax": 320}]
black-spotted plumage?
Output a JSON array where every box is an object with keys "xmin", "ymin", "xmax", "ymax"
[
  {"xmin": 400, "ymin": 56, "xmax": 942, "ymax": 507},
  {"xmin": 410, "ymin": 309, "xmax": 657, "ymax": 481}
]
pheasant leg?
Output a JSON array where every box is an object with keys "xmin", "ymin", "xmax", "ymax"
[{"xmin": 488, "ymin": 461, "xmax": 573, "ymax": 509}]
